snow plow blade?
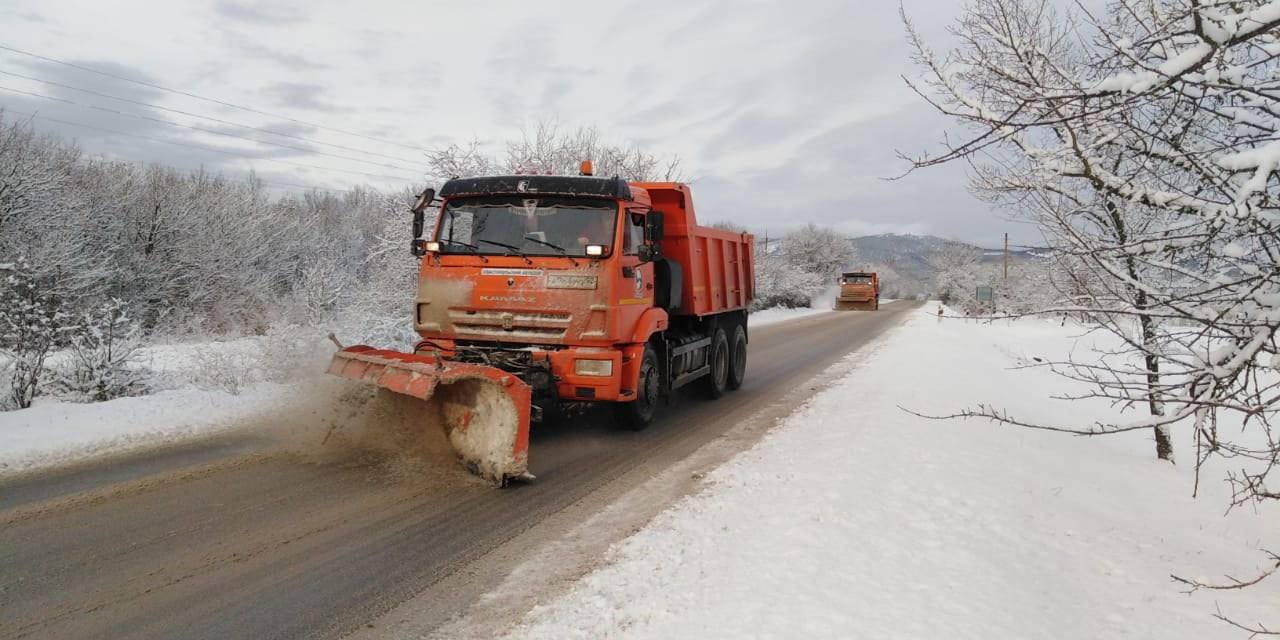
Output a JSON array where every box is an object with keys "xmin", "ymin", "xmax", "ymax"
[
  {"xmin": 833, "ymin": 299, "xmax": 878, "ymax": 311},
  {"xmin": 327, "ymin": 346, "xmax": 531, "ymax": 485}
]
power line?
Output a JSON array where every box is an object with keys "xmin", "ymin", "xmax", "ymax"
[
  {"xmin": 255, "ymin": 179, "xmax": 358, "ymax": 195},
  {"xmin": 0, "ymin": 107, "xmax": 415, "ymax": 183},
  {"xmin": 0, "ymin": 68, "xmax": 423, "ymax": 166},
  {"xmin": 0, "ymin": 42, "xmax": 428, "ymax": 153},
  {"xmin": 0, "ymin": 84, "xmax": 421, "ymax": 177}
]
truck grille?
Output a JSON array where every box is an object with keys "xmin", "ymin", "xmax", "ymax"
[{"xmin": 450, "ymin": 310, "xmax": 571, "ymax": 340}]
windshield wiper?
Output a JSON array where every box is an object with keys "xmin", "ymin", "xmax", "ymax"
[
  {"xmin": 475, "ymin": 239, "xmax": 533, "ymax": 265},
  {"xmin": 522, "ymin": 237, "xmax": 580, "ymax": 266},
  {"xmin": 442, "ymin": 240, "xmax": 489, "ymax": 263}
]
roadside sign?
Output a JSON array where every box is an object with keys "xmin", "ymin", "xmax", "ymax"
[{"xmin": 976, "ymin": 285, "xmax": 994, "ymax": 302}]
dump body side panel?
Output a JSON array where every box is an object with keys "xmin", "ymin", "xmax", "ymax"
[{"xmin": 631, "ymin": 182, "xmax": 754, "ymax": 318}]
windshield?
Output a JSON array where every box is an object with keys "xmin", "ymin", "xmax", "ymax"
[
  {"xmin": 842, "ymin": 275, "xmax": 873, "ymax": 284},
  {"xmin": 436, "ymin": 196, "xmax": 618, "ymax": 257}
]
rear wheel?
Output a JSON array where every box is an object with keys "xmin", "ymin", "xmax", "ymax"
[
  {"xmin": 726, "ymin": 323, "xmax": 747, "ymax": 391},
  {"xmin": 616, "ymin": 345, "xmax": 660, "ymax": 430},
  {"xmin": 703, "ymin": 327, "xmax": 729, "ymax": 399}
]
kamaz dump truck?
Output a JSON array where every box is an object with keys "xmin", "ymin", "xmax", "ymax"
[
  {"xmin": 834, "ymin": 271, "xmax": 879, "ymax": 311},
  {"xmin": 328, "ymin": 164, "xmax": 755, "ymax": 484}
]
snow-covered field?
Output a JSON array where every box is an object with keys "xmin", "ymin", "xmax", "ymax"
[{"xmin": 509, "ymin": 308, "xmax": 1279, "ymax": 639}]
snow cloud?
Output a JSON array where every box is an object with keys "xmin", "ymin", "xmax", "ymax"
[{"xmin": 0, "ymin": 0, "xmax": 1017, "ymax": 244}]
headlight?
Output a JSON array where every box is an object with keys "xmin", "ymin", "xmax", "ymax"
[
  {"xmin": 574, "ymin": 359, "xmax": 614, "ymax": 377},
  {"xmin": 546, "ymin": 274, "xmax": 598, "ymax": 290}
]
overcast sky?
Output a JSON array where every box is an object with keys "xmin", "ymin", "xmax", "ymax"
[{"xmin": 0, "ymin": 0, "xmax": 1041, "ymax": 246}]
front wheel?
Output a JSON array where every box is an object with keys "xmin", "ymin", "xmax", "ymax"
[{"xmin": 616, "ymin": 345, "xmax": 660, "ymax": 430}]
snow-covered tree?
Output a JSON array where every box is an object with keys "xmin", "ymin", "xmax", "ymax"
[
  {"xmin": 55, "ymin": 298, "xmax": 148, "ymax": 402},
  {"xmin": 749, "ymin": 224, "xmax": 855, "ymax": 310},
  {"xmin": 424, "ymin": 122, "xmax": 682, "ymax": 182},
  {"xmin": 0, "ymin": 257, "xmax": 70, "ymax": 408},
  {"xmin": 904, "ymin": 0, "xmax": 1280, "ymax": 623},
  {"xmin": 928, "ymin": 244, "xmax": 986, "ymax": 309},
  {"xmin": 778, "ymin": 223, "xmax": 853, "ymax": 280},
  {"xmin": 753, "ymin": 250, "xmax": 826, "ymax": 310}
]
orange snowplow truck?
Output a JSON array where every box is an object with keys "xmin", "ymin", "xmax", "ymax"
[
  {"xmin": 328, "ymin": 168, "xmax": 754, "ymax": 484},
  {"xmin": 834, "ymin": 271, "xmax": 879, "ymax": 311}
]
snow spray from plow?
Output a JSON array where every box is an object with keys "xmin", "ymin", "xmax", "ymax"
[{"xmin": 327, "ymin": 346, "xmax": 533, "ymax": 485}]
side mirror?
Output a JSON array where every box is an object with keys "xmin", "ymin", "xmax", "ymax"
[
  {"xmin": 411, "ymin": 188, "xmax": 436, "ymax": 217},
  {"xmin": 411, "ymin": 189, "xmax": 436, "ymax": 256},
  {"xmin": 645, "ymin": 210, "xmax": 665, "ymax": 243}
]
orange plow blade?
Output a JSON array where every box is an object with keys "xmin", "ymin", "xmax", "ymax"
[{"xmin": 327, "ymin": 346, "xmax": 532, "ymax": 485}]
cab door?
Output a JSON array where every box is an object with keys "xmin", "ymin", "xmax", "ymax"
[{"xmin": 614, "ymin": 209, "xmax": 655, "ymax": 330}]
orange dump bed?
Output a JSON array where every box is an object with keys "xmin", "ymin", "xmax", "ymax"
[{"xmin": 634, "ymin": 182, "xmax": 754, "ymax": 317}]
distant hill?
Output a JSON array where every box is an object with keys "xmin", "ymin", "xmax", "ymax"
[
  {"xmin": 847, "ymin": 234, "xmax": 969, "ymax": 283},
  {"xmin": 846, "ymin": 234, "xmax": 1045, "ymax": 297}
]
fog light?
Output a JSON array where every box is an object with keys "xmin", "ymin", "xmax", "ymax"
[
  {"xmin": 574, "ymin": 359, "xmax": 613, "ymax": 377},
  {"xmin": 425, "ymin": 240, "xmax": 441, "ymax": 252},
  {"xmin": 585, "ymin": 244, "xmax": 605, "ymax": 257}
]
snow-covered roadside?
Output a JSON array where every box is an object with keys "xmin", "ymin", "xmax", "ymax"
[
  {"xmin": 0, "ymin": 384, "xmax": 283, "ymax": 475},
  {"xmin": 746, "ymin": 305, "xmax": 829, "ymax": 327},
  {"xmin": 748, "ymin": 284, "xmax": 850, "ymax": 327},
  {"xmin": 509, "ymin": 309, "xmax": 1278, "ymax": 639},
  {"xmin": 0, "ymin": 331, "xmax": 339, "ymax": 477}
]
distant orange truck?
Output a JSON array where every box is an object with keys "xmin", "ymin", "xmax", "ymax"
[{"xmin": 834, "ymin": 272, "xmax": 879, "ymax": 311}]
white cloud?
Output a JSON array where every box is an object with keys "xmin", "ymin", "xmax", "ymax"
[{"xmin": 0, "ymin": 0, "xmax": 1023, "ymax": 244}]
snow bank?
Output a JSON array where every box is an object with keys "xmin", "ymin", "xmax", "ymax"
[
  {"xmin": 0, "ymin": 328, "xmax": 343, "ymax": 477},
  {"xmin": 747, "ymin": 306, "xmax": 829, "ymax": 327},
  {"xmin": 0, "ymin": 385, "xmax": 283, "ymax": 475},
  {"xmin": 510, "ymin": 309, "xmax": 1278, "ymax": 639},
  {"xmin": 749, "ymin": 286, "xmax": 842, "ymax": 327}
]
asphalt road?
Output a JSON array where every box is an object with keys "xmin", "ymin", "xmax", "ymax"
[{"xmin": 0, "ymin": 301, "xmax": 919, "ymax": 640}]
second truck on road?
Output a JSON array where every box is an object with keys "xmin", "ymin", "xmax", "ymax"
[{"xmin": 834, "ymin": 271, "xmax": 880, "ymax": 311}]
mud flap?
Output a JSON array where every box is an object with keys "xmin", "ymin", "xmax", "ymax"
[{"xmin": 327, "ymin": 346, "xmax": 532, "ymax": 485}]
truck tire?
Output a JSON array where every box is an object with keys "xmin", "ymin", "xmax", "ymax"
[
  {"xmin": 703, "ymin": 327, "xmax": 729, "ymax": 399},
  {"xmin": 616, "ymin": 345, "xmax": 660, "ymax": 430},
  {"xmin": 726, "ymin": 323, "xmax": 747, "ymax": 391}
]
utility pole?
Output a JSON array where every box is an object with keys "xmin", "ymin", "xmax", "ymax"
[{"xmin": 1003, "ymin": 232, "xmax": 1009, "ymax": 283}]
